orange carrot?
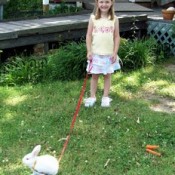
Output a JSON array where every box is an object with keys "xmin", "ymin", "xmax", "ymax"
[
  {"xmin": 146, "ymin": 149, "xmax": 161, "ymax": 156},
  {"xmin": 146, "ymin": 145, "xmax": 159, "ymax": 149}
]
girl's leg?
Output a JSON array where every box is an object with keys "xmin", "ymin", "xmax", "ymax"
[
  {"xmin": 90, "ymin": 74, "xmax": 99, "ymax": 98},
  {"xmin": 103, "ymin": 74, "xmax": 111, "ymax": 97},
  {"xmin": 84, "ymin": 74, "xmax": 99, "ymax": 107}
]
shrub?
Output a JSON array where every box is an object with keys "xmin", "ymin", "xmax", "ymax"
[
  {"xmin": 46, "ymin": 41, "xmax": 87, "ymax": 81},
  {"xmin": 0, "ymin": 56, "xmax": 47, "ymax": 85},
  {"xmin": 0, "ymin": 38, "xmax": 167, "ymax": 86},
  {"xmin": 118, "ymin": 37, "xmax": 157, "ymax": 70},
  {"xmin": 0, "ymin": 40, "xmax": 87, "ymax": 85},
  {"xmin": 4, "ymin": 0, "xmax": 42, "ymax": 19},
  {"xmin": 4, "ymin": 0, "xmax": 82, "ymax": 19},
  {"xmin": 48, "ymin": 2, "xmax": 82, "ymax": 15}
]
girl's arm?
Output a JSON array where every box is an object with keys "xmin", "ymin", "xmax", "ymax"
[
  {"xmin": 86, "ymin": 16, "xmax": 93, "ymax": 60},
  {"xmin": 112, "ymin": 16, "xmax": 120, "ymax": 63}
]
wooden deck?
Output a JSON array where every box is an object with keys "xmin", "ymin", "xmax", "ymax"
[
  {"xmin": 0, "ymin": 14, "xmax": 149, "ymax": 50},
  {"xmin": 0, "ymin": 2, "xmax": 165, "ymax": 50}
]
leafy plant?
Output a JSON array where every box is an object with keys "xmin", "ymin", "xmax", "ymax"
[
  {"xmin": 48, "ymin": 2, "xmax": 82, "ymax": 15},
  {"xmin": 47, "ymin": 40, "xmax": 87, "ymax": 81},
  {"xmin": 4, "ymin": 0, "xmax": 82, "ymax": 19},
  {"xmin": 118, "ymin": 37, "xmax": 157, "ymax": 70},
  {"xmin": 4, "ymin": 0, "xmax": 42, "ymax": 19},
  {"xmin": 0, "ymin": 40, "xmax": 87, "ymax": 85},
  {"xmin": 0, "ymin": 56, "xmax": 47, "ymax": 85},
  {"xmin": 0, "ymin": 38, "xmax": 168, "ymax": 86}
]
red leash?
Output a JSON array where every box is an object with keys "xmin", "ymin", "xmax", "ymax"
[
  {"xmin": 58, "ymin": 60, "xmax": 92, "ymax": 163},
  {"xmin": 58, "ymin": 73, "xmax": 89, "ymax": 163}
]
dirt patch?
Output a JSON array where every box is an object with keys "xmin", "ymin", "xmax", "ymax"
[
  {"xmin": 150, "ymin": 97, "xmax": 175, "ymax": 114},
  {"xmin": 145, "ymin": 63, "xmax": 175, "ymax": 114},
  {"xmin": 165, "ymin": 64, "xmax": 175, "ymax": 74}
]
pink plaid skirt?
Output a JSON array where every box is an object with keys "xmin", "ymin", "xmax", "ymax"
[{"xmin": 86, "ymin": 54, "xmax": 121, "ymax": 75}]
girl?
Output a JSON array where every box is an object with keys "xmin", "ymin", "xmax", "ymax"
[{"xmin": 84, "ymin": 0, "xmax": 121, "ymax": 107}]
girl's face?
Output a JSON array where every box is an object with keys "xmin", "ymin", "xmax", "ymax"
[{"xmin": 97, "ymin": 0, "xmax": 113, "ymax": 13}]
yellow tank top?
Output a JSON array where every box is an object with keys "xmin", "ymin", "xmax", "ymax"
[{"xmin": 91, "ymin": 15, "xmax": 116, "ymax": 55}]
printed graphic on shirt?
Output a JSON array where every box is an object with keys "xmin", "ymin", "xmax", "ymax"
[{"xmin": 93, "ymin": 26, "xmax": 114, "ymax": 33}]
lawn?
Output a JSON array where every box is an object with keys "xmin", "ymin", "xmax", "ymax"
[{"xmin": 0, "ymin": 58, "xmax": 175, "ymax": 175}]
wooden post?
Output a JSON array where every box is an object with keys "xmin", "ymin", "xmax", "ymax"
[{"xmin": 43, "ymin": 0, "xmax": 49, "ymax": 13}]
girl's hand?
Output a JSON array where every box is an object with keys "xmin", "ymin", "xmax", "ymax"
[
  {"xmin": 111, "ymin": 54, "xmax": 117, "ymax": 64},
  {"xmin": 87, "ymin": 52, "xmax": 92, "ymax": 61}
]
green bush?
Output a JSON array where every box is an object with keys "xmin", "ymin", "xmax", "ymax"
[
  {"xmin": 0, "ymin": 41, "xmax": 87, "ymax": 85},
  {"xmin": 118, "ymin": 37, "xmax": 157, "ymax": 70},
  {"xmin": 46, "ymin": 41, "xmax": 87, "ymax": 81},
  {"xmin": 4, "ymin": 0, "xmax": 42, "ymax": 19},
  {"xmin": 0, "ymin": 56, "xmax": 47, "ymax": 85},
  {"xmin": 0, "ymin": 38, "xmax": 167, "ymax": 86},
  {"xmin": 48, "ymin": 2, "xmax": 82, "ymax": 15},
  {"xmin": 4, "ymin": 0, "xmax": 82, "ymax": 19}
]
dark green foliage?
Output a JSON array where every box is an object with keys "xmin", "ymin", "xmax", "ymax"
[
  {"xmin": 0, "ymin": 56, "xmax": 47, "ymax": 85},
  {"xmin": 48, "ymin": 2, "xmax": 82, "ymax": 15},
  {"xmin": 47, "ymin": 41, "xmax": 87, "ymax": 81},
  {"xmin": 0, "ymin": 41, "xmax": 87, "ymax": 85},
  {"xmin": 4, "ymin": 0, "xmax": 42, "ymax": 19},
  {"xmin": 0, "ymin": 38, "xmax": 168, "ymax": 86},
  {"xmin": 153, "ymin": 42, "xmax": 172, "ymax": 62},
  {"xmin": 4, "ymin": 0, "xmax": 82, "ymax": 19},
  {"xmin": 118, "ymin": 37, "xmax": 157, "ymax": 70}
]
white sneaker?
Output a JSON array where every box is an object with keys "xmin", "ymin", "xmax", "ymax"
[
  {"xmin": 101, "ymin": 97, "xmax": 112, "ymax": 107},
  {"xmin": 84, "ymin": 97, "xmax": 96, "ymax": 107}
]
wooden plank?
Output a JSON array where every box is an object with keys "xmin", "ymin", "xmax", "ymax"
[
  {"xmin": 0, "ymin": 29, "xmax": 87, "ymax": 49},
  {"xmin": 0, "ymin": 14, "xmax": 147, "ymax": 37},
  {"xmin": 0, "ymin": 15, "xmax": 148, "ymax": 49},
  {"xmin": 0, "ymin": 32, "xmax": 17, "ymax": 40},
  {"xmin": 119, "ymin": 15, "xmax": 147, "ymax": 23},
  {"xmin": 6, "ymin": 18, "xmax": 88, "ymax": 37},
  {"xmin": 0, "ymin": 14, "xmax": 90, "ymax": 40},
  {"xmin": 0, "ymin": 23, "xmax": 22, "ymax": 33}
]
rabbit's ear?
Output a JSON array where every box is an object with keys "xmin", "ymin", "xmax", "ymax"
[{"xmin": 32, "ymin": 145, "xmax": 41, "ymax": 157}]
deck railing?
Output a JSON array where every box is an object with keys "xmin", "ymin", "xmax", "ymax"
[{"xmin": 147, "ymin": 20, "xmax": 175, "ymax": 56}]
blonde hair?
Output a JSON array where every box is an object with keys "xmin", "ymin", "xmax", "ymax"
[{"xmin": 94, "ymin": 0, "xmax": 115, "ymax": 20}]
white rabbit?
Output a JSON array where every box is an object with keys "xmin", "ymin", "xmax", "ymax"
[{"xmin": 22, "ymin": 145, "xmax": 59, "ymax": 175}]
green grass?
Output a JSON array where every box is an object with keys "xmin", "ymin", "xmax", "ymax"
[{"xmin": 0, "ymin": 58, "xmax": 175, "ymax": 175}]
